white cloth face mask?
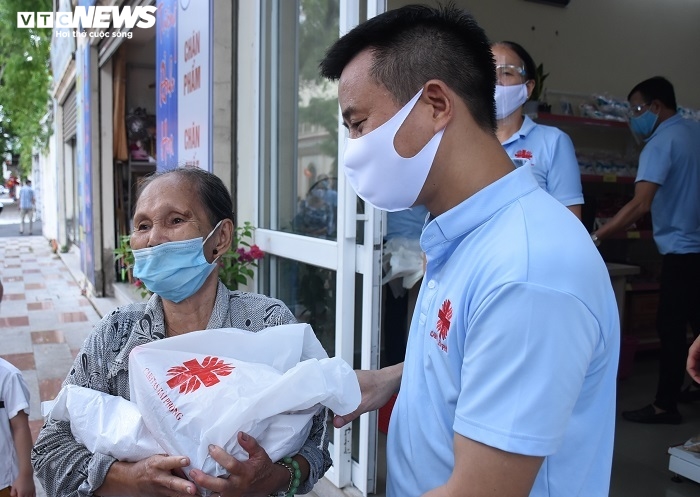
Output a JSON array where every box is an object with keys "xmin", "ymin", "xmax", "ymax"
[
  {"xmin": 342, "ymin": 89, "xmax": 445, "ymax": 212},
  {"xmin": 494, "ymin": 83, "xmax": 529, "ymax": 120}
]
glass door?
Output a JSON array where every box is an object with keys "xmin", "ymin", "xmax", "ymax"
[{"xmin": 255, "ymin": 0, "xmax": 385, "ymax": 494}]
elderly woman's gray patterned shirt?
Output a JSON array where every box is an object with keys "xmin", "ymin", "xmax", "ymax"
[{"xmin": 31, "ymin": 281, "xmax": 332, "ymax": 497}]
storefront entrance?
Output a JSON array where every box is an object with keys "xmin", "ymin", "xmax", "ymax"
[{"xmin": 246, "ymin": 1, "xmax": 387, "ymax": 494}]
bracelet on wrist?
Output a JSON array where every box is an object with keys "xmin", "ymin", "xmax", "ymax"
[{"xmin": 274, "ymin": 456, "xmax": 301, "ymax": 497}]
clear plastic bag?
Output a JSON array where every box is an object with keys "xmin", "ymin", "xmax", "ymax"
[{"xmin": 382, "ymin": 237, "xmax": 425, "ymax": 295}]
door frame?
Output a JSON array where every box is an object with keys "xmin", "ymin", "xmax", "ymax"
[{"xmin": 246, "ymin": 0, "xmax": 387, "ymax": 493}]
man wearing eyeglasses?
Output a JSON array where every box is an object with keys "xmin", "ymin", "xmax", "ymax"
[{"xmin": 592, "ymin": 76, "xmax": 700, "ymax": 424}]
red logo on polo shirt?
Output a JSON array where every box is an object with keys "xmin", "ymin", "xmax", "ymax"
[
  {"xmin": 166, "ymin": 357, "xmax": 234, "ymax": 394},
  {"xmin": 514, "ymin": 149, "xmax": 533, "ymax": 160},
  {"xmin": 437, "ymin": 299, "xmax": 452, "ymax": 340},
  {"xmin": 430, "ymin": 299, "xmax": 452, "ymax": 353}
]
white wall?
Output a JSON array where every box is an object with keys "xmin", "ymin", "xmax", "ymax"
[
  {"xmin": 212, "ymin": 0, "xmax": 233, "ymax": 189},
  {"xmin": 35, "ymin": 135, "xmax": 58, "ymax": 241},
  {"xmin": 236, "ymin": 1, "xmax": 259, "ymax": 230},
  {"xmin": 391, "ymin": 0, "xmax": 700, "ymax": 108}
]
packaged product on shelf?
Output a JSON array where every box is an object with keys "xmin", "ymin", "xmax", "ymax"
[
  {"xmin": 679, "ymin": 106, "xmax": 700, "ymax": 121},
  {"xmin": 683, "ymin": 435, "xmax": 700, "ymax": 453},
  {"xmin": 592, "ymin": 94, "xmax": 630, "ymax": 121}
]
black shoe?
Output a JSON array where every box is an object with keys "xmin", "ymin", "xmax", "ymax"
[
  {"xmin": 679, "ymin": 385, "xmax": 700, "ymax": 404},
  {"xmin": 622, "ymin": 404, "xmax": 682, "ymax": 424}
]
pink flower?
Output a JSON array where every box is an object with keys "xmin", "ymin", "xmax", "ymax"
[
  {"xmin": 234, "ymin": 245, "xmax": 265, "ymax": 264},
  {"xmin": 249, "ymin": 245, "xmax": 265, "ymax": 260},
  {"xmin": 236, "ymin": 247, "xmax": 254, "ymax": 263}
]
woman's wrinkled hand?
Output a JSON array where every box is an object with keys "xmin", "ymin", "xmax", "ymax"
[
  {"xmin": 188, "ymin": 432, "xmax": 275, "ymax": 497},
  {"xmin": 105, "ymin": 455, "xmax": 197, "ymax": 497}
]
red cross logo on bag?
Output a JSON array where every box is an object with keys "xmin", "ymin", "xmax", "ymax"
[{"xmin": 166, "ymin": 356, "xmax": 234, "ymax": 394}]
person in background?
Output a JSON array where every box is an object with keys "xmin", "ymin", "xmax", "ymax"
[
  {"xmin": 314, "ymin": 174, "xmax": 338, "ymax": 237},
  {"xmin": 492, "ymin": 41, "xmax": 583, "ymax": 220},
  {"xmin": 18, "ymin": 180, "xmax": 35, "ymax": 236},
  {"xmin": 0, "ymin": 357, "xmax": 36, "ymax": 497},
  {"xmin": 6, "ymin": 176, "xmax": 19, "ymax": 200},
  {"xmin": 593, "ymin": 76, "xmax": 700, "ymax": 424},
  {"xmin": 32, "ymin": 167, "xmax": 332, "ymax": 497},
  {"xmin": 320, "ymin": 4, "xmax": 619, "ymax": 496},
  {"xmin": 294, "ymin": 177, "xmax": 335, "ymax": 238}
]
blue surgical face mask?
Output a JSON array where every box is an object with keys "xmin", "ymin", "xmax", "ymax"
[
  {"xmin": 629, "ymin": 109, "xmax": 658, "ymax": 138},
  {"xmin": 132, "ymin": 221, "xmax": 223, "ymax": 303}
]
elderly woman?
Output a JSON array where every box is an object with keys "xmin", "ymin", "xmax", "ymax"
[{"xmin": 31, "ymin": 168, "xmax": 331, "ymax": 497}]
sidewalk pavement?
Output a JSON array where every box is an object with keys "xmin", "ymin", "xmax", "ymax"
[{"xmin": 1, "ymin": 235, "xmax": 101, "ymax": 496}]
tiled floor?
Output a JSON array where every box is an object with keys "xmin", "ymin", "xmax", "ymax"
[
  {"xmin": 2, "ymin": 234, "xmax": 699, "ymax": 496},
  {"xmin": 1, "ymin": 235, "xmax": 102, "ymax": 497},
  {"xmin": 610, "ymin": 351, "xmax": 700, "ymax": 496}
]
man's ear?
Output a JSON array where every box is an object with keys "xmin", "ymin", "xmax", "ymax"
[
  {"xmin": 650, "ymin": 99, "xmax": 663, "ymax": 114},
  {"xmin": 422, "ymin": 80, "xmax": 453, "ymax": 133}
]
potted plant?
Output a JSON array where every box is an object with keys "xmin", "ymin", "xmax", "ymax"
[
  {"xmin": 218, "ymin": 221, "xmax": 265, "ymax": 289},
  {"xmin": 533, "ymin": 63, "xmax": 551, "ymax": 113},
  {"xmin": 114, "ymin": 235, "xmax": 135, "ymax": 284}
]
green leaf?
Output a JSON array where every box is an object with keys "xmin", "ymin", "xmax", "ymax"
[{"xmin": 0, "ymin": 0, "xmax": 52, "ymax": 175}]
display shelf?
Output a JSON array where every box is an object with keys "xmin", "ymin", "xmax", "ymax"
[
  {"xmin": 548, "ymin": 111, "xmax": 662, "ymax": 356},
  {"xmin": 581, "ymin": 173, "xmax": 636, "ymax": 184},
  {"xmin": 669, "ymin": 445, "xmax": 700, "ymax": 484},
  {"xmin": 536, "ymin": 112, "xmax": 630, "ymax": 129},
  {"xmin": 624, "ymin": 285, "xmax": 660, "ymax": 350},
  {"xmin": 626, "ymin": 281, "xmax": 660, "ymax": 292},
  {"xmin": 608, "ymin": 230, "xmax": 653, "ymax": 240},
  {"xmin": 636, "ymin": 336, "xmax": 661, "ymax": 352}
]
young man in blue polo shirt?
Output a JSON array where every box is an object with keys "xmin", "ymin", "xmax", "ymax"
[
  {"xmin": 321, "ymin": 5, "xmax": 619, "ymax": 497},
  {"xmin": 593, "ymin": 76, "xmax": 700, "ymax": 424}
]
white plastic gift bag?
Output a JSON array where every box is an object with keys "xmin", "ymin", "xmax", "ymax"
[
  {"xmin": 42, "ymin": 384, "xmax": 164, "ymax": 461},
  {"xmin": 128, "ymin": 323, "xmax": 360, "ymax": 478}
]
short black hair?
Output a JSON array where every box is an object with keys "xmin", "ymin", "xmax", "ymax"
[
  {"xmin": 319, "ymin": 3, "xmax": 496, "ymax": 132},
  {"xmin": 136, "ymin": 167, "xmax": 234, "ymax": 227},
  {"xmin": 628, "ymin": 76, "xmax": 677, "ymax": 111}
]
